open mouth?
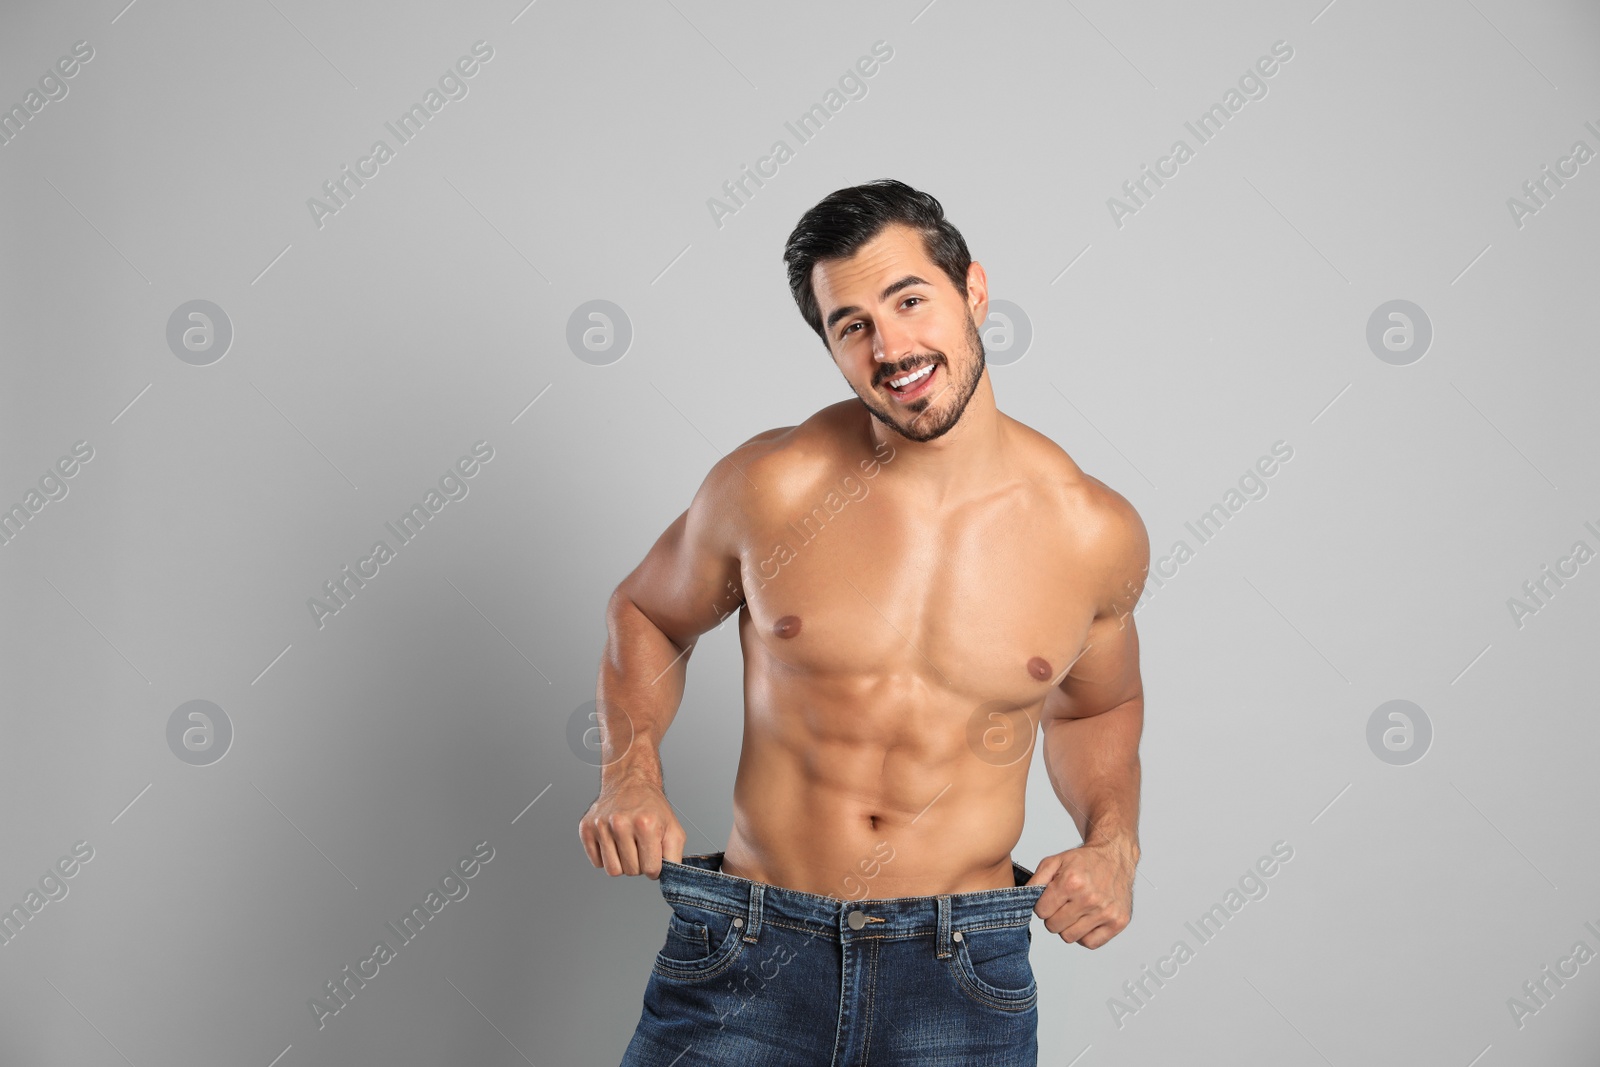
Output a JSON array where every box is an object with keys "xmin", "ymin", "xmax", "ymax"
[{"xmin": 883, "ymin": 361, "xmax": 938, "ymax": 401}]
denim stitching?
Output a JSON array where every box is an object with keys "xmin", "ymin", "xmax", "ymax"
[
  {"xmin": 945, "ymin": 933, "xmax": 1038, "ymax": 1013},
  {"xmin": 664, "ymin": 910, "xmax": 1032, "ymax": 937},
  {"xmin": 664, "ymin": 855, "xmax": 1043, "ymax": 908},
  {"xmin": 665, "ymin": 913, "xmax": 710, "ymax": 956},
  {"xmin": 660, "ymin": 895, "xmax": 742, "ymax": 920},
  {"xmin": 946, "ymin": 958, "xmax": 1037, "ymax": 1013},
  {"xmin": 762, "ymin": 918, "xmax": 839, "ymax": 938},
  {"xmin": 862, "ymin": 936, "xmax": 878, "ymax": 1065},
  {"xmin": 651, "ymin": 920, "xmax": 749, "ymax": 983}
]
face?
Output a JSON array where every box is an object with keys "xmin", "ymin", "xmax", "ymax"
[{"xmin": 811, "ymin": 223, "xmax": 987, "ymax": 443}]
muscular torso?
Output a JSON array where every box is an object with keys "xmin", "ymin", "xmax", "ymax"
[{"xmin": 718, "ymin": 402, "xmax": 1106, "ymax": 900}]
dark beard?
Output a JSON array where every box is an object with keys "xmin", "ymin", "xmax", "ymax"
[{"xmin": 856, "ymin": 311, "xmax": 986, "ymax": 443}]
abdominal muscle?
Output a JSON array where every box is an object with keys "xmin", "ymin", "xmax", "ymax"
[{"xmin": 719, "ymin": 691, "xmax": 1034, "ymax": 900}]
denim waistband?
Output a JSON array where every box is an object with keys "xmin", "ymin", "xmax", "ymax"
[{"xmin": 658, "ymin": 852, "xmax": 1045, "ymax": 952}]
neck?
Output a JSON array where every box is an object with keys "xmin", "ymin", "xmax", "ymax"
[{"xmin": 866, "ymin": 372, "xmax": 1008, "ymax": 503}]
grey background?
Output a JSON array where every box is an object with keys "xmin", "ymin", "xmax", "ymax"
[{"xmin": 2, "ymin": 0, "xmax": 1597, "ymax": 1064}]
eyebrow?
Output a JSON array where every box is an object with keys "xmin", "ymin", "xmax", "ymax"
[{"xmin": 823, "ymin": 274, "xmax": 932, "ymax": 336}]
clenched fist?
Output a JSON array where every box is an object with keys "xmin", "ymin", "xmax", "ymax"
[
  {"xmin": 1027, "ymin": 840, "xmax": 1138, "ymax": 949},
  {"xmin": 580, "ymin": 780, "xmax": 687, "ymax": 879}
]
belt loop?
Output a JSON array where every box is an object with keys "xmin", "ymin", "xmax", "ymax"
[
  {"xmin": 743, "ymin": 883, "xmax": 764, "ymax": 943},
  {"xmin": 936, "ymin": 895, "xmax": 952, "ymax": 959}
]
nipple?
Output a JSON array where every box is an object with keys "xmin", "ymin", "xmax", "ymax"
[
  {"xmin": 1028, "ymin": 656, "xmax": 1052, "ymax": 681},
  {"xmin": 773, "ymin": 615, "xmax": 802, "ymax": 639}
]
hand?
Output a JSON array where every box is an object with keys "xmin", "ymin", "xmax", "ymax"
[
  {"xmin": 579, "ymin": 780, "xmax": 686, "ymax": 879},
  {"xmin": 1026, "ymin": 840, "xmax": 1137, "ymax": 948}
]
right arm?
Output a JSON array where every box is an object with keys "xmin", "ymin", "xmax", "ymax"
[{"xmin": 579, "ymin": 437, "xmax": 766, "ymax": 878}]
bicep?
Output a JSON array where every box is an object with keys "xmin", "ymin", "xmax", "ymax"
[
  {"xmin": 1044, "ymin": 485, "xmax": 1150, "ymax": 721},
  {"xmin": 1045, "ymin": 610, "xmax": 1142, "ymax": 721},
  {"xmin": 614, "ymin": 453, "xmax": 751, "ymax": 652}
]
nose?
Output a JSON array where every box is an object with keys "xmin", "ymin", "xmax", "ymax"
[{"xmin": 872, "ymin": 317, "xmax": 919, "ymax": 370}]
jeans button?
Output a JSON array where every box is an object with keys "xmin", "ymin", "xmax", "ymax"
[
  {"xmin": 847, "ymin": 909, "xmax": 867, "ymax": 930},
  {"xmin": 952, "ymin": 930, "xmax": 964, "ymax": 942}
]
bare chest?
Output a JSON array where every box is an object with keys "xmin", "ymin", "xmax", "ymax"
[{"xmin": 736, "ymin": 486, "xmax": 1096, "ymax": 709}]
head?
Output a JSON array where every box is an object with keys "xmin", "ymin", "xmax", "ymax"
[{"xmin": 783, "ymin": 180, "xmax": 989, "ymax": 443}]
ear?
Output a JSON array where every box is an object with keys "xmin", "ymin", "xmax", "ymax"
[{"xmin": 965, "ymin": 260, "xmax": 989, "ymax": 324}]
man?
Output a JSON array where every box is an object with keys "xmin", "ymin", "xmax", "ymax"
[{"xmin": 583, "ymin": 179, "xmax": 1148, "ymax": 1065}]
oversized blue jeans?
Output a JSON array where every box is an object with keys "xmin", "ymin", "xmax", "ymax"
[{"xmin": 619, "ymin": 851, "xmax": 1048, "ymax": 1066}]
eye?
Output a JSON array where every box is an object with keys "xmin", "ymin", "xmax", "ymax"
[{"xmin": 839, "ymin": 296, "xmax": 924, "ymax": 339}]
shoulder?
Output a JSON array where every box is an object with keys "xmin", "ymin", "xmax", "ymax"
[
  {"xmin": 698, "ymin": 401, "xmax": 867, "ymax": 516},
  {"xmin": 1010, "ymin": 421, "xmax": 1150, "ymax": 601}
]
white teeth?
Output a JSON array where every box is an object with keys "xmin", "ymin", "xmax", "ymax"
[{"xmin": 889, "ymin": 364, "xmax": 933, "ymax": 389}]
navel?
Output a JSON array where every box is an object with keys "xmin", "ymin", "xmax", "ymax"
[
  {"xmin": 773, "ymin": 615, "xmax": 802, "ymax": 639},
  {"xmin": 1028, "ymin": 656, "xmax": 1053, "ymax": 681}
]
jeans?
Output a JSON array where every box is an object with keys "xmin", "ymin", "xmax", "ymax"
[{"xmin": 619, "ymin": 851, "xmax": 1048, "ymax": 1066}]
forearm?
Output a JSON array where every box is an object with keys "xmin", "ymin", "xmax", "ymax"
[
  {"xmin": 1040, "ymin": 697, "xmax": 1143, "ymax": 860},
  {"xmin": 595, "ymin": 590, "xmax": 692, "ymax": 790}
]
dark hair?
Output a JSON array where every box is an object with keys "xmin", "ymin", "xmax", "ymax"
[{"xmin": 782, "ymin": 179, "xmax": 972, "ymax": 348}]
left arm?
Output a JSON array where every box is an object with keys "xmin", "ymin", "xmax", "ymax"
[{"xmin": 1027, "ymin": 482, "xmax": 1149, "ymax": 948}]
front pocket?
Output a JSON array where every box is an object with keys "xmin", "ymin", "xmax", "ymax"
[
  {"xmin": 660, "ymin": 913, "xmax": 710, "ymax": 964},
  {"xmin": 651, "ymin": 902, "xmax": 748, "ymax": 983},
  {"xmin": 948, "ymin": 925, "xmax": 1038, "ymax": 1012}
]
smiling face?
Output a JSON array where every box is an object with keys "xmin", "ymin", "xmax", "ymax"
[{"xmin": 811, "ymin": 223, "xmax": 989, "ymax": 443}]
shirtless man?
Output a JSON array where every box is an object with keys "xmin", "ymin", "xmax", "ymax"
[{"xmin": 585, "ymin": 180, "xmax": 1148, "ymax": 1065}]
